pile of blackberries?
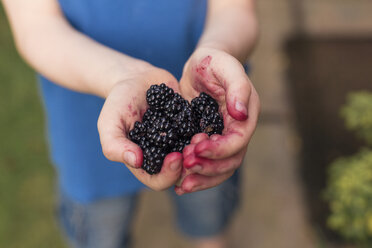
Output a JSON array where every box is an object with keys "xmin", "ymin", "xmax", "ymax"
[{"xmin": 129, "ymin": 83, "xmax": 224, "ymax": 174}]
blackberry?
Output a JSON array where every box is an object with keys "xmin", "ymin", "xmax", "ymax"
[
  {"xmin": 142, "ymin": 147, "xmax": 166, "ymax": 175},
  {"xmin": 128, "ymin": 121, "xmax": 147, "ymax": 145},
  {"xmin": 191, "ymin": 93, "xmax": 224, "ymax": 135},
  {"xmin": 128, "ymin": 83, "xmax": 224, "ymax": 175},
  {"xmin": 200, "ymin": 112, "xmax": 224, "ymax": 136},
  {"xmin": 146, "ymin": 83, "xmax": 174, "ymax": 110},
  {"xmin": 172, "ymin": 104, "xmax": 197, "ymax": 138},
  {"xmin": 164, "ymin": 93, "xmax": 188, "ymax": 117},
  {"xmin": 142, "ymin": 109, "xmax": 164, "ymax": 122},
  {"xmin": 191, "ymin": 92, "xmax": 219, "ymax": 119},
  {"xmin": 170, "ymin": 139, "xmax": 190, "ymax": 153}
]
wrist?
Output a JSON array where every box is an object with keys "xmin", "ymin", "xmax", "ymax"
[
  {"xmin": 197, "ymin": 42, "xmax": 250, "ymax": 65},
  {"xmin": 103, "ymin": 59, "xmax": 155, "ymax": 98},
  {"xmin": 104, "ymin": 63, "xmax": 176, "ymax": 98},
  {"xmin": 196, "ymin": 42, "xmax": 231, "ymax": 56}
]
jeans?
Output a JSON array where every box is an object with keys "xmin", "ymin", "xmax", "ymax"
[{"xmin": 58, "ymin": 171, "xmax": 240, "ymax": 248}]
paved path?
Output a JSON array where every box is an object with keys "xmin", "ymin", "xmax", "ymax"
[{"xmin": 130, "ymin": 1, "xmax": 318, "ymax": 247}]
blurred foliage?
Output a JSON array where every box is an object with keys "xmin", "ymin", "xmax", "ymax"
[
  {"xmin": 341, "ymin": 91, "xmax": 372, "ymax": 146},
  {"xmin": 325, "ymin": 150, "xmax": 372, "ymax": 242},
  {"xmin": 325, "ymin": 91, "xmax": 372, "ymax": 245},
  {"xmin": 0, "ymin": 3, "xmax": 65, "ymax": 248}
]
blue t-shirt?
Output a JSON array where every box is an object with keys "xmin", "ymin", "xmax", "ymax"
[{"xmin": 39, "ymin": 0, "xmax": 207, "ymax": 203}]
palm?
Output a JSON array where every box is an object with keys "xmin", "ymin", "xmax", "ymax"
[
  {"xmin": 180, "ymin": 52, "xmax": 244, "ymax": 138},
  {"xmin": 176, "ymin": 48, "xmax": 260, "ymax": 194},
  {"xmin": 98, "ymin": 69, "xmax": 184, "ymax": 191}
]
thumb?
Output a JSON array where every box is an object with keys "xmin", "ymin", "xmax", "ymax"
[
  {"xmin": 225, "ymin": 65, "xmax": 251, "ymax": 121},
  {"xmin": 97, "ymin": 109, "xmax": 143, "ymax": 168},
  {"xmin": 99, "ymin": 130, "xmax": 143, "ymax": 168},
  {"xmin": 213, "ymin": 56, "xmax": 251, "ymax": 121},
  {"xmin": 127, "ymin": 152, "xmax": 183, "ymax": 191}
]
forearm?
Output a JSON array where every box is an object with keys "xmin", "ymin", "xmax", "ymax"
[
  {"xmin": 2, "ymin": 0, "xmax": 152, "ymax": 98},
  {"xmin": 198, "ymin": 0, "xmax": 258, "ymax": 63},
  {"xmin": 19, "ymin": 20, "xmax": 152, "ymax": 98}
]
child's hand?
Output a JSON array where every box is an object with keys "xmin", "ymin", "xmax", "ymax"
[
  {"xmin": 177, "ymin": 47, "xmax": 260, "ymax": 194},
  {"xmin": 98, "ymin": 68, "xmax": 183, "ymax": 191}
]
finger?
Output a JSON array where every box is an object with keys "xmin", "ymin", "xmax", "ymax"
[
  {"xmin": 176, "ymin": 171, "xmax": 235, "ymax": 195},
  {"xmin": 212, "ymin": 56, "xmax": 252, "ymax": 121},
  {"xmin": 190, "ymin": 133, "xmax": 209, "ymax": 144},
  {"xmin": 175, "ymin": 166, "xmax": 192, "ymax": 187},
  {"xmin": 183, "ymin": 149, "xmax": 245, "ymax": 176},
  {"xmin": 98, "ymin": 111, "xmax": 143, "ymax": 168},
  {"xmin": 195, "ymin": 88, "xmax": 260, "ymax": 159},
  {"xmin": 177, "ymin": 144, "xmax": 197, "ymax": 186},
  {"xmin": 182, "ymin": 133, "xmax": 209, "ymax": 158},
  {"xmin": 182, "ymin": 144, "xmax": 196, "ymax": 158},
  {"xmin": 194, "ymin": 132, "xmax": 245, "ymax": 160},
  {"xmin": 180, "ymin": 134, "xmax": 208, "ymax": 162},
  {"xmin": 127, "ymin": 152, "xmax": 183, "ymax": 191},
  {"xmin": 174, "ymin": 185, "xmax": 185, "ymax": 195}
]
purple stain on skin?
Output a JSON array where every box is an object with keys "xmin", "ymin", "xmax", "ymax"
[
  {"xmin": 192, "ymin": 56, "xmax": 213, "ymax": 93},
  {"xmin": 195, "ymin": 55, "xmax": 212, "ymax": 76},
  {"xmin": 192, "ymin": 56, "xmax": 226, "ymax": 102},
  {"xmin": 194, "ymin": 129, "xmax": 243, "ymax": 157},
  {"xmin": 127, "ymin": 102, "xmax": 139, "ymax": 118}
]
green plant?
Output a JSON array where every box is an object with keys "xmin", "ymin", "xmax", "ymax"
[
  {"xmin": 325, "ymin": 149, "xmax": 372, "ymax": 241},
  {"xmin": 325, "ymin": 91, "xmax": 372, "ymax": 244},
  {"xmin": 341, "ymin": 91, "xmax": 372, "ymax": 145}
]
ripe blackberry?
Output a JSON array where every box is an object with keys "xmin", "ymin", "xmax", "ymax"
[
  {"xmin": 172, "ymin": 104, "xmax": 197, "ymax": 138},
  {"xmin": 191, "ymin": 93, "xmax": 224, "ymax": 135},
  {"xmin": 128, "ymin": 84, "xmax": 224, "ymax": 175},
  {"xmin": 164, "ymin": 93, "xmax": 188, "ymax": 117},
  {"xmin": 146, "ymin": 83, "xmax": 174, "ymax": 110},
  {"xmin": 191, "ymin": 92, "xmax": 219, "ymax": 119},
  {"xmin": 142, "ymin": 109, "xmax": 164, "ymax": 122},
  {"xmin": 170, "ymin": 139, "xmax": 190, "ymax": 153},
  {"xmin": 200, "ymin": 112, "xmax": 224, "ymax": 136},
  {"xmin": 142, "ymin": 147, "xmax": 166, "ymax": 175},
  {"xmin": 128, "ymin": 121, "xmax": 147, "ymax": 145}
]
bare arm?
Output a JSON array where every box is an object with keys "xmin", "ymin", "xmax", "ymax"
[
  {"xmin": 2, "ymin": 0, "xmax": 153, "ymax": 98},
  {"xmin": 2, "ymin": 0, "xmax": 184, "ymax": 190},
  {"xmin": 199, "ymin": 0, "xmax": 258, "ymax": 62}
]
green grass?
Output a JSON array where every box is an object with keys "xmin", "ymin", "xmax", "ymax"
[{"xmin": 0, "ymin": 5, "xmax": 65, "ymax": 248}]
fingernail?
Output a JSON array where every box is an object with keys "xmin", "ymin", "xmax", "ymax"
[
  {"xmin": 124, "ymin": 151, "xmax": 137, "ymax": 167},
  {"xmin": 170, "ymin": 160, "xmax": 181, "ymax": 171},
  {"xmin": 192, "ymin": 165, "xmax": 202, "ymax": 173},
  {"xmin": 175, "ymin": 186, "xmax": 185, "ymax": 195},
  {"xmin": 235, "ymin": 101, "xmax": 248, "ymax": 116}
]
